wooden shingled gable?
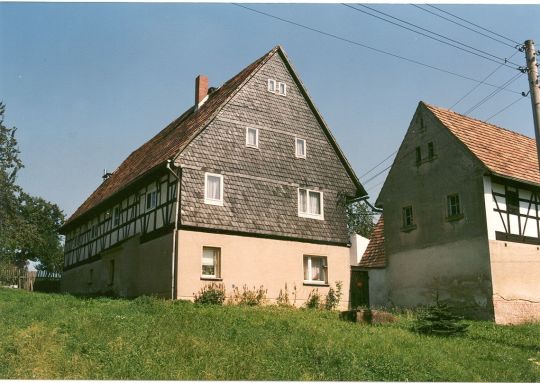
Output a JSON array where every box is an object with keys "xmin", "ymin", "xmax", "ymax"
[
  {"xmin": 423, "ymin": 102, "xmax": 540, "ymax": 186},
  {"xmin": 62, "ymin": 46, "xmax": 366, "ymax": 232},
  {"xmin": 359, "ymin": 215, "xmax": 385, "ymax": 268}
]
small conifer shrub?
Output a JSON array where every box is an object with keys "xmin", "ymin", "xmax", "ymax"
[{"xmin": 413, "ymin": 297, "xmax": 469, "ymax": 336}]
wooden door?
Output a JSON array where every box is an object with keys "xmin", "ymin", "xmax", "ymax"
[{"xmin": 350, "ymin": 269, "xmax": 369, "ymax": 309}]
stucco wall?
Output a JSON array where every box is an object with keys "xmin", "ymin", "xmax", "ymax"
[
  {"xmin": 176, "ymin": 230, "xmax": 351, "ymax": 309},
  {"xmin": 62, "ymin": 233, "xmax": 172, "ymax": 297},
  {"xmin": 386, "ymin": 237, "xmax": 494, "ymax": 319},
  {"xmin": 489, "ymin": 240, "xmax": 540, "ymax": 324},
  {"xmin": 368, "ymin": 269, "xmax": 387, "ymax": 308}
]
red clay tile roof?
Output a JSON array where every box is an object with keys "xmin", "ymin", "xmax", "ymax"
[
  {"xmin": 424, "ymin": 102, "xmax": 540, "ymax": 186},
  {"xmin": 62, "ymin": 47, "xmax": 279, "ymax": 231},
  {"xmin": 359, "ymin": 215, "xmax": 385, "ymax": 268}
]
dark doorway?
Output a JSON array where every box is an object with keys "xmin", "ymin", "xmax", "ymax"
[{"xmin": 350, "ymin": 268, "xmax": 369, "ymax": 308}]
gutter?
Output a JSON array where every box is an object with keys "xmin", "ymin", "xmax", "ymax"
[
  {"xmin": 166, "ymin": 159, "xmax": 182, "ymax": 300},
  {"xmin": 347, "ymin": 195, "xmax": 383, "ymax": 213}
]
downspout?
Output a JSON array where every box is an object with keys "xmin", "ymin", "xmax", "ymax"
[{"xmin": 166, "ymin": 159, "xmax": 181, "ymax": 300}]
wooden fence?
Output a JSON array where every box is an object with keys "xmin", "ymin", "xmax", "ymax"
[{"xmin": 0, "ymin": 265, "xmax": 61, "ymax": 292}]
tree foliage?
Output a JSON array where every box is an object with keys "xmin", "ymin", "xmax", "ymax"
[
  {"xmin": 0, "ymin": 102, "xmax": 65, "ymax": 271},
  {"xmin": 347, "ymin": 200, "xmax": 376, "ymax": 238}
]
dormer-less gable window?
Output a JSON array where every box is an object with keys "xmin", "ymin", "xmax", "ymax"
[
  {"xmin": 295, "ymin": 138, "xmax": 306, "ymax": 158},
  {"xmin": 113, "ymin": 206, "xmax": 121, "ymax": 227},
  {"xmin": 205, "ymin": 173, "xmax": 224, "ymax": 206},
  {"xmin": 267, "ymin": 79, "xmax": 276, "ymax": 93},
  {"xmin": 277, "ymin": 82, "xmax": 287, "ymax": 96},
  {"xmin": 298, "ymin": 188, "xmax": 324, "ymax": 220},
  {"xmin": 246, "ymin": 127, "xmax": 259, "ymax": 148}
]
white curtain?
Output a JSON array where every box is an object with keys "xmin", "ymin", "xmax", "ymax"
[
  {"xmin": 299, "ymin": 189, "xmax": 307, "ymax": 213},
  {"xmin": 309, "ymin": 191, "xmax": 321, "ymax": 215},
  {"xmin": 247, "ymin": 128, "xmax": 257, "ymax": 146},
  {"xmin": 202, "ymin": 248, "xmax": 216, "ymax": 276},
  {"xmin": 296, "ymin": 139, "xmax": 305, "ymax": 156},
  {"xmin": 206, "ymin": 175, "xmax": 221, "ymax": 200}
]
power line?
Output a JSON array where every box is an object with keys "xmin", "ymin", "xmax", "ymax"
[
  {"xmin": 359, "ymin": 150, "xmax": 398, "ymax": 178},
  {"xmin": 485, "ymin": 95, "xmax": 526, "ymax": 122},
  {"xmin": 450, "ymin": 50, "xmax": 520, "ymax": 110},
  {"xmin": 344, "ymin": 4, "xmax": 520, "ymax": 69},
  {"xmin": 464, "ymin": 72, "xmax": 523, "ymax": 115},
  {"xmin": 425, "ymin": 4, "xmax": 521, "ymax": 46},
  {"xmin": 363, "ymin": 163, "xmax": 393, "ymax": 185},
  {"xmin": 411, "ymin": 4, "xmax": 519, "ymax": 49},
  {"xmin": 232, "ymin": 4, "xmax": 522, "ymax": 96}
]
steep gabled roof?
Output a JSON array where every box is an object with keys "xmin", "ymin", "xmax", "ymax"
[
  {"xmin": 423, "ymin": 102, "xmax": 540, "ymax": 186},
  {"xmin": 359, "ymin": 215, "xmax": 385, "ymax": 268},
  {"xmin": 62, "ymin": 46, "xmax": 366, "ymax": 232}
]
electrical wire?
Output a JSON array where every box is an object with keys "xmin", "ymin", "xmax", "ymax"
[
  {"xmin": 412, "ymin": 4, "xmax": 519, "ymax": 50},
  {"xmin": 485, "ymin": 95, "xmax": 526, "ymax": 122},
  {"xmin": 362, "ymin": 163, "xmax": 393, "ymax": 185},
  {"xmin": 359, "ymin": 150, "xmax": 398, "ymax": 178},
  {"xmin": 450, "ymin": 50, "xmax": 520, "ymax": 110},
  {"xmin": 464, "ymin": 72, "xmax": 523, "ymax": 115},
  {"xmin": 425, "ymin": 4, "xmax": 521, "ymax": 46},
  {"xmin": 232, "ymin": 4, "xmax": 522, "ymax": 95},
  {"xmin": 344, "ymin": 4, "xmax": 520, "ymax": 69}
]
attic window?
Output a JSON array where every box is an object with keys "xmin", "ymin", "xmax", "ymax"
[
  {"xmin": 295, "ymin": 138, "xmax": 306, "ymax": 158},
  {"xmin": 506, "ymin": 188, "xmax": 519, "ymax": 215},
  {"xmin": 428, "ymin": 142, "xmax": 434, "ymax": 160},
  {"xmin": 267, "ymin": 79, "xmax": 276, "ymax": 93},
  {"xmin": 146, "ymin": 190, "xmax": 157, "ymax": 211},
  {"xmin": 246, "ymin": 127, "xmax": 259, "ymax": 148},
  {"xmin": 205, "ymin": 173, "xmax": 224, "ymax": 206},
  {"xmin": 277, "ymin": 82, "xmax": 287, "ymax": 96},
  {"xmin": 415, "ymin": 147, "xmax": 422, "ymax": 164}
]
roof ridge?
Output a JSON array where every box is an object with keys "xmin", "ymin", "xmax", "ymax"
[{"xmin": 422, "ymin": 101, "xmax": 534, "ymax": 142}]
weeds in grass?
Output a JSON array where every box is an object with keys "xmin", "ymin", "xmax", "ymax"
[
  {"xmin": 193, "ymin": 283, "xmax": 226, "ymax": 305},
  {"xmin": 229, "ymin": 285, "xmax": 267, "ymax": 306},
  {"xmin": 276, "ymin": 283, "xmax": 297, "ymax": 307},
  {"xmin": 324, "ymin": 281, "xmax": 343, "ymax": 310},
  {"xmin": 305, "ymin": 289, "xmax": 322, "ymax": 309}
]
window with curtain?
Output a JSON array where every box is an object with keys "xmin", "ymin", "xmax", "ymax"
[
  {"xmin": 303, "ymin": 255, "xmax": 327, "ymax": 284},
  {"xmin": 204, "ymin": 173, "xmax": 223, "ymax": 205},
  {"xmin": 278, "ymin": 82, "xmax": 287, "ymax": 96},
  {"xmin": 202, "ymin": 247, "xmax": 221, "ymax": 278},
  {"xmin": 246, "ymin": 127, "xmax": 259, "ymax": 148},
  {"xmin": 295, "ymin": 138, "xmax": 306, "ymax": 158},
  {"xmin": 267, "ymin": 79, "xmax": 276, "ymax": 93},
  {"xmin": 298, "ymin": 188, "xmax": 323, "ymax": 219}
]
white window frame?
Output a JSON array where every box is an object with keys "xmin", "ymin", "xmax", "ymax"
[
  {"xmin": 112, "ymin": 206, "xmax": 121, "ymax": 227},
  {"xmin": 298, "ymin": 188, "xmax": 324, "ymax": 220},
  {"xmin": 245, "ymin": 127, "xmax": 259, "ymax": 149},
  {"xmin": 204, "ymin": 172, "xmax": 224, "ymax": 206},
  {"xmin": 295, "ymin": 137, "xmax": 306, "ymax": 158},
  {"xmin": 201, "ymin": 246, "xmax": 221, "ymax": 279},
  {"xmin": 277, "ymin": 81, "xmax": 287, "ymax": 96},
  {"xmin": 303, "ymin": 255, "xmax": 328, "ymax": 284},
  {"xmin": 146, "ymin": 189, "xmax": 157, "ymax": 211},
  {"xmin": 267, "ymin": 79, "xmax": 276, "ymax": 93}
]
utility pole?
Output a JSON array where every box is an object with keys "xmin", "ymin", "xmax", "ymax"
[{"xmin": 524, "ymin": 40, "xmax": 540, "ymax": 172}]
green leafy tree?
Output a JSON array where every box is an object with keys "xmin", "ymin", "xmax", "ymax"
[
  {"xmin": 0, "ymin": 102, "xmax": 65, "ymax": 271},
  {"xmin": 347, "ymin": 200, "xmax": 376, "ymax": 238}
]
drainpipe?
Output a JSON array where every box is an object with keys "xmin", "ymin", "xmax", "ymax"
[{"xmin": 166, "ymin": 159, "xmax": 181, "ymax": 300}]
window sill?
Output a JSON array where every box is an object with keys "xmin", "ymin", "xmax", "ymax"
[
  {"xmin": 415, "ymin": 155, "xmax": 438, "ymax": 167},
  {"xmin": 298, "ymin": 213, "xmax": 324, "ymax": 221},
  {"xmin": 204, "ymin": 199, "xmax": 223, "ymax": 206},
  {"xmin": 295, "ymin": 155, "xmax": 306, "ymax": 159},
  {"xmin": 246, "ymin": 145, "xmax": 259, "ymax": 150},
  {"xmin": 303, "ymin": 281, "xmax": 329, "ymax": 287},
  {"xmin": 200, "ymin": 277, "xmax": 223, "ymax": 282},
  {"xmin": 400, "ymin": 224, "xmax": 417, "ymax": 232},
  {"xmin": 446, "ymin": 214, "xmax": 464, "ymax": 222}
]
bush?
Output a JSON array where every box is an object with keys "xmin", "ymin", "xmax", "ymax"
[
  {"xmin": 229, "ymin": 285, "xmax": 267, "ymax": 306},
  {"xmin": 324, "ymin": 281, "xmax": 343, "ymax": 310},
  {"xmin": 413, "ymin": 298, "xmax": 469, "ymax": 336},
  {"xmin": 305, "ymin": 289, "xmax": 322, "ymax": 309},
  {"xmin": 194, "ymin": 283, "xmax": 226, "ymax": 305}
]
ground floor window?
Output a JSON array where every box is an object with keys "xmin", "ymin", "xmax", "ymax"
[
  {"xmin": 303, "ymin": 255, "xmax": 327, "ymax": 284},
  {"xmin": 202, "ymin": 247, "xmax": 221, "ymax": 278}
]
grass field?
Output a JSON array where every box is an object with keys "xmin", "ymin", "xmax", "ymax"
[{"xmin": 1, "ymin": 289, "xmax": 539, "ymax": 381}]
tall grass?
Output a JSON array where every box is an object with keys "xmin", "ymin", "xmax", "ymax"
[{"xmin": 0, "ymin": 289, "xmax": 539, "ymax": 380}]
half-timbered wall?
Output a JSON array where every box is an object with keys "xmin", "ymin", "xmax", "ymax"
[
  {"xmin": 488, "ymin": 176, "xmax": 540, "ymax": 244},
  {"xmin": 63, "ymin": 172, "xmax": 177, "ymax": 269}
]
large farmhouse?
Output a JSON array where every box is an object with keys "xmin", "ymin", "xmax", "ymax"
[
  {"xmin": 59, "ymin": 46, "xmax": 367, "ymax": 308},
  {"xmin": 359, "ymin": 101, "xmax": 540, "ymax": 324}
]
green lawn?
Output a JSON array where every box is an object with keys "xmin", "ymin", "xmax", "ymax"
[{"xmin": 0, "ymin": 289, "xmax": 539, "ymax": 381}]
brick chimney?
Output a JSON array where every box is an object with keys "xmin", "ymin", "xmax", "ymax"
[{"xmin": 195, "ymin": 75, "xmax": 208, "ymax": 106}]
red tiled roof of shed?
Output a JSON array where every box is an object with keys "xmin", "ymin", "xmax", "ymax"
[
  {"xmin": 359, "ymin": 215, "xmax": 385, "ymax": 268},
  {"xmin": 424, "ymin": 102, "xmax": 540, "ymax": 186}
]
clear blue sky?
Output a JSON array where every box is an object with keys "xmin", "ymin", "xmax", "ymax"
[{"xmin": 1, "ymin": 3, "xmax": 539, "ymax": 217}]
